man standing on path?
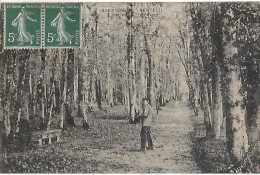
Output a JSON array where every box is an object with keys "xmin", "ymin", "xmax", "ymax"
[{"xmin": 140, "ymin": 98, "xmax": 153, "ymax": 151}]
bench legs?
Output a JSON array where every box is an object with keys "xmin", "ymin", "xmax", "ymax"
[
  {"xmin": 57, "ymin": 136, "xmax": 60, "ymax": 142},
  {"xmin": 35, "ymin": 134, "xmax": 61, "ymax": 145},
  {"xmin": 37, "ymin": 137, "xmax": 60, "ymax": 145},
  {"xmin": 38, "ymin": 139, "xmax": 42, "ymax": 145}
]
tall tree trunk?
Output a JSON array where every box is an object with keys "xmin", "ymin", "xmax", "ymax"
[
  {"xmin": 130, "ymin": 52, "xmax": 137, "ymax": 121},
  {"xmin": 74, "ymin": 49, "xmax": 79, "ymax": 115},
  {"xmin": 66, "ymin": 49, "xmax": 75, "ymax": 126},
  {"xmin": 224, "ymin": 65, "xmax": 249, "ymax": 162},
  {"xmin": 243, "ymin": 56, "xmax": 260, "ymax": 145},
  {"xmin": 230, "ymin": 69, "xmax": 249, "ymax": 159},
  {"xmin": 106, "ymin": 57, "xmax": 114, "ymax": 107},
  {"xmin": 221, "ymin": 5, "xmax": 249, "ymax": 162},
  {"xmin": 0, "ymin": 31, "xmax": 4, "ymax": 168},
  {"xmin": 46, "ymin": 50, "xmax": 55, "ymax": 130},
  {"xmin": 39, "ymin": 50, "xmax": 46, "ymax": 129},
  {"xmin": 254, "ymin": 103, "xmax": 260, "ymax": 143},
  {"xmin": 88, "ymin": 74, "xmax": 94, "ymax": 111},
  {"xmin": 210, "ymin": 5, "xmax": 226, "ymax": 156},
  {"xmin": 200, "ymin": 76, "xmax": 212, "ymax": 135},
  {"xmin": 140, "ymin": 55, "xmax": 146, "ymax": 105},
  {"xmin": 76, "ymin": 48, "xmax": 89, "ymax": 129},
  {"xmin": 60, "ymin": 49, "xmax": 67, "ymax": 129},
  {"xmin": 95, "ymin": 79, "xmax": 102, "ymax": 110},
  {"xmin": 211, "ymin": 64, "xmax": 223, "ymax": 139},
  {"xmin": 3, "ymin": 59, "xmax": 11, "ymax": 136},
  {"xmin": 190, "ymin": 5, "xmax": 213, "ymax": 135},
  {"xmin": 105, "ymin": 13, "xmax": 114, "ymax": 107},
  {"xmin": 4, "ymin": 101, "xmax": 11, "ymax": 137},
  {"xmin": 246, "ymin": 89, "xmax": 260, "ymax": 145},
  {"xmin": 144, "ymin": 34, "xmax": 154, "ymax": 107},
  {"xmin": 47, "ymin": 98, "xmax": 53, "ymax": 130},
  {"xmin": 194, "ymin": 43, "xmax": 212, "ymax": 134},
  {"xmin": 126, "ymin": 3, "xmax": 137, "ymax": 122},
  {"xmin": 124, "ymin": 82, "xmax": 130, "ymax": 114},
  {"xmin": 210, "ymin": 6, "xmax": 224, "ymax": 140}
]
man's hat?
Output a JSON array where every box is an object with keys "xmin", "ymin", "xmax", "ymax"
[{"xmin": 142, "ymin": 98, "xmax": 148, "ymax": 102}]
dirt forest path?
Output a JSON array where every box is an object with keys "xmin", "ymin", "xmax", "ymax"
[
  {"xmin": 5, "ymin": 101, "xmax": 201, "ymax": 173},
  {"xmin": 70, "ymin": 101, "xmax": 201, "ymax": 173}
]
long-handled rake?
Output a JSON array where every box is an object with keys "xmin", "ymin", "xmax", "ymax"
[{"xmin": 150, "ymin": 131, "xmax": 164, "ymax": 148}]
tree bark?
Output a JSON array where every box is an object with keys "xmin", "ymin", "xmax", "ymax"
[
  {"xmin": 140, "ymin": 55, "xmax": 146, "ymax": 104},
  {"xmin": 106, "ymin": 57, "xmax": 114, "ymax": 107},
  {"xmin": 2, "ymin": 56, "xmax": 11, "ymax": 136},
  {"xmin": 74, "ymin": 49, "xmax": 79, "ymax": 115},
  {"xmin": 60, "ymin": 49, "xmax": 67, "ymax": 129},
  {"xmin": 95, "ymin": 79, "xmax": 102, "ymax": 110},
  {"xmin": 221, "ymin": 5, "xmax": 249, "ymax": 162},
  {"xmin": 130, "ymin": 52, "xmax": 137, "ymax": 121},
  {"xmin": 126, "ymin": 3, "xmax": 137, "ymax": 122},
  {"xmin": 210, "ymin": 5, "xmax": 224, "ymax": 139},
  {"xmin": 225, "ymin": 67, "xmax": 249, "ymax": 162},
  {"xmin": 66, "ymin": 49, "xmax": 75, "ymax": 126},
  {"xmin": 211, "ymin": 64, "xmax": 223, "ymax": 139},
  {"xmin": 144, "ymin": 34, "xmax": 154, "ymax": 107}
]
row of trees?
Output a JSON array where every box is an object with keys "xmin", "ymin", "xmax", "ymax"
[
  {"xmin": 2, "ymin": 2, "xmax": 258, "ymax": 170},
  {"xmin": 0, "ymin": 3, "xmax": 183, "ymax": 141},
  {"xmin": 176, "ymin": 2, "xmax": 259, "ymax": 167}
]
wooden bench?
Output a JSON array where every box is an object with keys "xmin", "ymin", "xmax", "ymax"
[
  {"xmin": 31, "ymin": 129, "xmax": 62, "ymax": 145},
  {"xmin": 195, "ymin": 125, "xmax": 206, "ymax": 138}
]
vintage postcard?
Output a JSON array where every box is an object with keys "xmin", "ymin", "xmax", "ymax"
[{"xmin": 0, "ymin": 1, "xmax": 259, "ymax": 173}]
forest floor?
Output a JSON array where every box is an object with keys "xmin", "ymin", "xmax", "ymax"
[{"xmin": 4, "ymin": 101, "xmax": 202, "ymax": 173}]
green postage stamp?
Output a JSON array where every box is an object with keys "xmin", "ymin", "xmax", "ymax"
[
  {"xmin": 4, "ymin": 3, "xmax": 81, "ymax": 48},
  {"xmin": 45, "ymin": 4, "xmax": 81, "ymax": 47},
  {"xmin": 5, "ymin": 4, "xmax": 41, "ymax": 48}
]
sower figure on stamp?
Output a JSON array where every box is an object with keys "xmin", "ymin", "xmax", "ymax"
[
  {"xmin": 12, "ymin": 6, "xmax": 37, "ymax": 45},
  {"xmin": 51, "ymin": 6, "xmax": 75, "ymax": 45},
  {"xmin": 140, "ymin": 98, "xmax": 153, "ymax": 151}
]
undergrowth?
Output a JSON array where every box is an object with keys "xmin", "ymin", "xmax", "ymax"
[{"xmin": 191, "ymin": 121, "xmax": 260, "ymax": 173}]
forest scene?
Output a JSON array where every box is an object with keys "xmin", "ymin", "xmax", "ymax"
[{"xmin": 0, "ymin": 2, "xmax": 260, "ymax": 173}]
